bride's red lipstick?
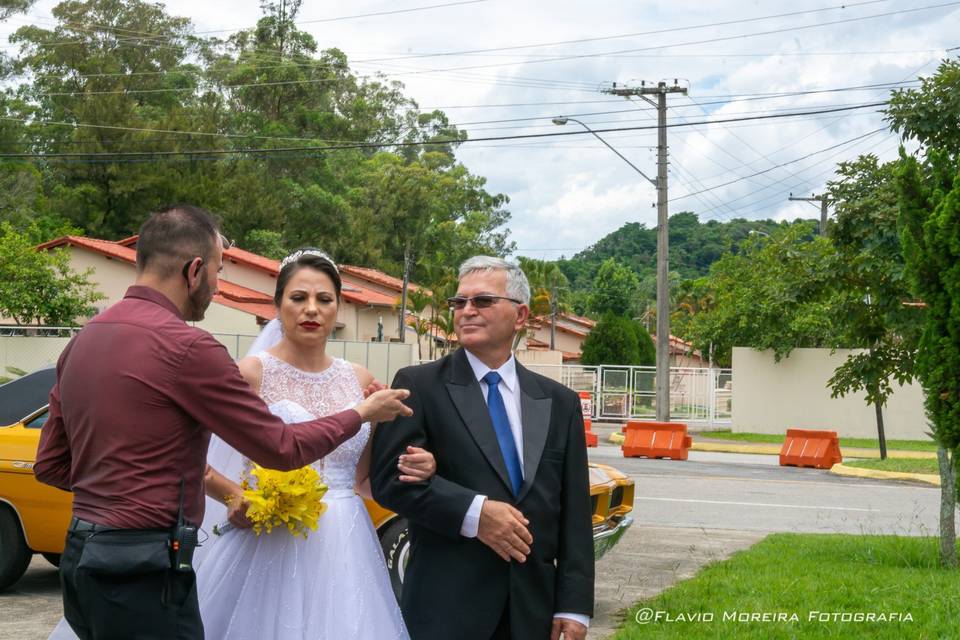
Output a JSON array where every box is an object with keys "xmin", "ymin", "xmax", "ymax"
[{"xmin": 299, "ymin": 321, "xmax": 321, "ymax": 330}]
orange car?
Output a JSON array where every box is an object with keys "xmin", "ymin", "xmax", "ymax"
[{"xmin": 0, "ymin": 368, "xmax": 634, "ymax": 594}]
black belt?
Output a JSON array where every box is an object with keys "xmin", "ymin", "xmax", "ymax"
[
  {"xmin": 69, "ymin": 516, "xmax": 116, "ymax": 533},
  {"xmin": 69, "ymin": 516, "xmax": 171, "ymax": 535}
]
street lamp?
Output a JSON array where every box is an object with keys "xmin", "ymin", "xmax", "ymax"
[
  {"xmin": 551, "ymin": 117, "xmax": 656, "ymax": 187},
  {"xmin": 554, "ymin": 115, "xmax": 671, "ymax": 422}
]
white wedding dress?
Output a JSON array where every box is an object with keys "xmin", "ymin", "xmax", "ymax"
[{"xmin": 195, "ymin": 352, "xmax": 409, "ymax": 640}]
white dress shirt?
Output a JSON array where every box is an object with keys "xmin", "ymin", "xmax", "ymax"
[{"xmin": 458, "ymin": 349, "xmax": 590, "ymax": 629}]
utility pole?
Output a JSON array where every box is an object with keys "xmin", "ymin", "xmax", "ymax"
[
  {"xmin": 550, "ymin": 282, "xmax": 558, "ymax": 351},
  {"xmin": 789, "ymin": 192, "xmax": 830, "ymax": 236},
  {"xmin": 602, "ymin": 80, "xmax": 687, "ymax": 422},
  {"xmin": 398, "ymin": 241, "xmax": 412, "ymax": 342}
]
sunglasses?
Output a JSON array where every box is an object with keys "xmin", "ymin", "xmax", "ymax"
[{"xmin": 447, "ymin": 295, "xmax": 522, "ymax": 310}]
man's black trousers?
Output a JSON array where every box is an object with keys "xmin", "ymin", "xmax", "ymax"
[{"xmin": 60, "ymin": 526, "xmax": 203, "ymax": 640}]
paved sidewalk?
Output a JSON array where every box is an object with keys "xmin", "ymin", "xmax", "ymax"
[
  {"xmin": 0, "ymin": 556, "xmax": 61, "ymax": 640},
  {"xmin": 588, "ymin": 525, "xmax": 765, "ymax": 639}
]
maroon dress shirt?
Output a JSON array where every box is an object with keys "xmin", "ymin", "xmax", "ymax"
[{"xmin": 34, "ymin": 286, "xmax": 362, "ymax": 529}]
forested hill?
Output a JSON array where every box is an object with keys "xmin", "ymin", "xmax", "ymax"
[{"xmin": 557, "ymin": 212, "xmax": 817, "ymax": 289}]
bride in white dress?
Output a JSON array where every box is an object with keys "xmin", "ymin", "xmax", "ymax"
[
  {"xmin": 196, "ymin": 249, "xmax": 433, "ymax": 640},
  {"xmin": 47, "ymin": 248, "xmax": 429, "ymax": 640}
]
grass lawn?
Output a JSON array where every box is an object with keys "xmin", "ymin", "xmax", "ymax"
[
  {"xmin": 612, "ymin": 534, "xmax": 960, "ymax": 640},
  {"xmin": 702, "ymin": 429, "xmax": 937, "ymax": 452},
  {"xmin": 844, "ymin": 457, "xmax": 940, "ymax": 474}
]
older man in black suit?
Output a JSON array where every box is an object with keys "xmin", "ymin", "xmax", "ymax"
[{"xmin": 372, "ymin": 256, "xmax": 593, "ymax": 640}]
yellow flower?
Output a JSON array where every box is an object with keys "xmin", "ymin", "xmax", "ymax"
[{"xmin": 241, "ymin": 464, "xmax": 329, "ymax": 537}]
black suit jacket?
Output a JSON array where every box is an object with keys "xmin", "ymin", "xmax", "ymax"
[{"xmin": 371, "ymin": 348, "xmax": 594, "ymax": 640}]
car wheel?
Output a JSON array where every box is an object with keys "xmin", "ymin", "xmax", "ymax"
[
  {"xmin": 378, "ymin": 517, "xmax": 410, "ymax": 602},
  {"xmin": 0, "ymin": 506, "xmax": 33, "ymax": 592},
  {"xmin": 41, "ymin": 553, "xmax": 61, "ymax": 568}
]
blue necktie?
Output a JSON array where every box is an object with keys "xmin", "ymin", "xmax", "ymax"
[{"xmin": 483, "ymin": 371, "xmax": 523, "ymax": 496}]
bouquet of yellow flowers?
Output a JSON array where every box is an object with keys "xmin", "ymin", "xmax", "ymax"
[{"xmin": 215, "ymin": 465, "xmax": 328, "ymax": 538}]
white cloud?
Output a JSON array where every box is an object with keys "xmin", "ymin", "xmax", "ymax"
[{"xmin": 13, "ymin": 0, "xmax": 960, "ymax": 256}]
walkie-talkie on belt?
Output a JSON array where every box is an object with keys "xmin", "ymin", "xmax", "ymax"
[{"xmin": 171, "ymin": 478, "xmax": 199, "ymax": 572}]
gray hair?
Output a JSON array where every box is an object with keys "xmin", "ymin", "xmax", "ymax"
[{"xmin": 458, "ymin": 256, "xmax": 531, "ymax": 306}]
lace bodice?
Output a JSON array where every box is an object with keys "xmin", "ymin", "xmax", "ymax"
[{"xmin": 254, "ymin": 353, "xmax": 370, "ymax": 490}]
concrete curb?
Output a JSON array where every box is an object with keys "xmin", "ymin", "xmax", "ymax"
[
  {"xmin": 829, "ymin": 463, "xmax": 941, "ymax": 487},
  {"xmin": 606, "ymin": 434, "xmax": 938, "ymax": 488},
  {"xmin": 692, "ymin": 441, "xmax": 781, "ymax": 455}
]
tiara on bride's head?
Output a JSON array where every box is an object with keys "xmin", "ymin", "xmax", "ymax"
[{"xmin": 279, "ymin": 248, "xmax": 339, "ymax": 273}]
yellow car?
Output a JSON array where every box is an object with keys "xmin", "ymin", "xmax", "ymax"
[{"xmin": 0, "ymin": 368, "xmax": 634, "ymax": 594}]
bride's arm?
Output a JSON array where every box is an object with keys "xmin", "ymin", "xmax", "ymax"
[
  {"xmin": 204, "ymin": 465, "xmax": 243, "ymax": 503},
  {"xmin": 352, "ymin": 363, "xmax": 378, "ymax": 499},
  {"xmin": 351, "ymin": 364, "xmax": 436, "ymax": 499},
  {"xmin": 205, "ymin": 465, "xmax": 253, "ymax": 528}
]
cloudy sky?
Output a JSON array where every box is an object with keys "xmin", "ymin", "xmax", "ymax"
[{"xmin": 13, "ymin": 0, "xmax": 960, "ymax": 258}]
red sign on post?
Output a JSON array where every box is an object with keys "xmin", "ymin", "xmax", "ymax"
[{"xmin": 578, "ymin": 392, "xmax": 598, "ymax": 447}]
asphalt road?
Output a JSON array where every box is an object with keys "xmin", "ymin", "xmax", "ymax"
[
  {"xmin": 2, "ymin": 443, "xmax": 953, "ymax": 640},
  {"xmin": 589, "ymin": 442, "xmax": 954, "ymax": 536}
]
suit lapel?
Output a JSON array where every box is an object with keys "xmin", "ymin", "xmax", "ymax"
[
  {"xmin": 517, "ymin": 363, "xmax": 551, "ymax": 502},
  {"xmin": 445, "ymin": 349, "xmax": 514, "ymax": 495}
]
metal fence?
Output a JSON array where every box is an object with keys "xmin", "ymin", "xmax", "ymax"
[{"xmin": 522, "ymin": 363, "xmax": 732, "ymax": 427}]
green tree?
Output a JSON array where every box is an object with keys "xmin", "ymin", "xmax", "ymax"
[
  {"xmin": 890, "ymin": 58, "xmax": 960, "ymax": 568},
  {"xmin": 580, "ymin": 313, "xmax": 641, "ymax": 366},
  {"xmin": 243, "ymin": 229, "xmax": 288, "ymax": 260},
  {"xmin": 11, "ymin": 0, "xmax": 205, "ymax": 237},
  {"xmin": 825, "ymin": 154, "xmax": 924, "ymax": 459},
  {"xmin": 0, "ymin": 223, "xmax": 103, "ymax": 325},
  {"xmin": 588, "ymin": 258, "xmax": 640, "ymax": 317},
  {"xmin": 631, "ymin": 320, "xmax": 656, "ymax": 367},
  {"xmin": 683, "ymin": 223, "xmax": 839, "ymax": 366}
]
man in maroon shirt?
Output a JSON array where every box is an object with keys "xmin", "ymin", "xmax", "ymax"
[{"xmin": 35, "ymin": 205, "xmax": 412, "ymax": 640}]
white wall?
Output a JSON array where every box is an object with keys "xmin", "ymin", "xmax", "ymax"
[
  {"xmin": 1, "ymin": 335, "xmax": 415, "ymax": 392},
  {"xmin": 732, "ymin": 347, "xmax": 928, "ymax": 440}
]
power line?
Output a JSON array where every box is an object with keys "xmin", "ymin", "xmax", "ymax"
[
  {"xmin": 0, "ymin": 101, "xmax": 889, "ymax": 160},
  {"xmin": 2, "ymin": 0, "xmax": 488, "ymax": 50},
  {"xmin": 6, "ymin": 1, "xmax": 951, "ymax": 82},
  {"xmin": 670, "ymin": 128, "xmax": 887, "ymax": 202},
  {"xmin": 334, "ymin": 2, "xmax": 960, "ymax": 79}
]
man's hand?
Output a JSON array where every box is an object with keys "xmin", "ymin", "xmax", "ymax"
[
  {"xmin": 355, "ymin": 388, "xmax": 412, "ymax": 423},
  {"xmin": 550, "ymin": 618, "xmax": 587, "ymax": 640},
  {"xmin": 477, "ymin": 500, "xmax": 532, "ymax": 563},
  {"xmin": 226, "ymin": 495, "xmax": 253, "ymax": 529}
]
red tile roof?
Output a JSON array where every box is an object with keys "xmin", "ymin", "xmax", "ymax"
[
  {"xmin": 37, "ymin": 236, "xmax": 137, "ymax": 264},
  {"xmin": 533, "ymin": 317, "xmax": 591, "ymax": 338},
  {"xmin": 340, "ymin": 264, "xmax": 423, "ymax": 294},
  {"xmin": 37, "ymin": 235, "xmax": 277, "ymax": 320},
  {"xmin": 223, "ymin": 245, "xmax": 281, "ymax": 276},
  {"xmin": 117, "ymin": 234, "xmax": 283, "ymax": 276},
  {"xmin": 560, "ymin": 313, "xmax": 596, "ymax": 329},
  {"xmin": 40, "ymin": 235, "xmax": 403, "ymax": 310},
  {"xmin": 214, "ymin": 281, "xmax": 275, "ymax": 320},
  {"xmin": 341, "ymin": 283, "xmax": 397, "ymax": 308}
]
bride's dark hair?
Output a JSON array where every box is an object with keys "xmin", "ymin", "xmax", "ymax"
[{"xmin": 274, "ymin": 249, "xmax": 342, "ymax": 306}]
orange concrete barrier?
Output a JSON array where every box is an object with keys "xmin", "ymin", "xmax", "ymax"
[
  {"xmin": 779, "ymin": 429, "xmax": 843, "ymax": 469},
  {"xmin": 621, "ymin": 421, "xmax": 692, "ymax": 460},
  {"xmin": 578, "ymin": 392, "xmax": 598, "ymax": 448}
]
